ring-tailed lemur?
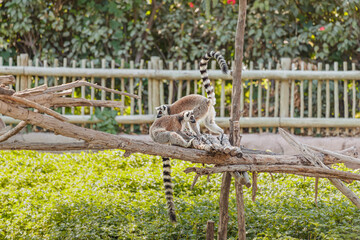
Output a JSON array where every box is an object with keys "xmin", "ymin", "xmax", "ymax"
[
  {"xmin": 156, "ymin": 51, "xmax": 229, "ymax": 137},
  {"xmin": 150, "ymin": 110, "xmax": 196, "ymax": 223},
  {"xmin": 150, "ymin": 110, "xmax": 196, "ymax": 147},
  {"xmin": 162, "ymin": 157, "xmax": 176, "ymax": 223}
]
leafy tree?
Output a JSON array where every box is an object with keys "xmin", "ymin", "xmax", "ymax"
[{"xmin": 0, "ymin": 0, "xmax": 359, "ymax": 66}]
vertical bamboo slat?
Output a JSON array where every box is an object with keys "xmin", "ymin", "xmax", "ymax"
[
  {"xmin": 186, "ymin": 62, "xmax": 191, "ymax": 96},
  {"xmin": 308, "ymin": 63, "xmax": 313, "ymax": 135},
  {"xmin": 43, "ymin": 60, "xmax": 48, "ymax": 86},
  {"xmin": 316, "ymin": 62, "xmax": 323, "ymax": 135},
  {"xmin": 272, "ymin": 62, "xmax": 280, "ymax": 133},
  {"xmin": 90, "ymin": 61, "xmax": 95, "ymax": 116},
  {"xmin": 35, "ymin": 59, "xmax": 39, "ymax": 88},
  {"xmin": 249, "ymin": 61, "xmax": 254, "ymax": 133},
  {"xmin": 101, "ymin": 59, "xmax": 106, "ymax": 112},
  {"xmin": 211, "ymin": 61, "xmax": 216, "ymax": 102},
  {"xmin": 147, "ymin": 60, "xmax": 152, "ymax": 114},
  {"xmin": 15, "ymin": 56, "xmax": 20, "ymax": 92},
  {"xmin": 352, "ymin": 63, "xmax": 356, "ymax": 119},
  {"xmin": 28, "ymin": 59, "xmax": 32, "ymax": 89},
  {"xmin": 334, "ymin": 62, "xmax": 339, "ymax": 135},
  {"xmin": 258, "ymin": 63, "xmax": 263, "ymax": 133},
  {"xmin": 121, "ymin": 59, "xmax": 126, "ymax": 114},
  {"xmin": 159, "ymin": 60, "xmax": 165, "ymax": 106},
  {"xmin": 81, "ymin": 59, "xmax": 86, "ymax": 116},
  {"xmin": 151, "ymin": 57, "xmax": 160, "ymax": 109},
  {"xmin": 265, "ymin": 61, "xmax": 271, "ymax": 132},
  {"xmin": 194, "ymin": 60, "xmax": 198, "ymax": 94},
  {"xmin": 71, "ymin": 60, "xmax": 76, "ymax": 115},
  {"xmin": 325, "ymin": 64, "xmax": 330, "ymax": 136},
  {"xmin": 8, "ymin": 58, "xmax": 14, "ymax": 90},
  {"xmin": 300, "ymin": 62, "xmax": 305, "ymax": 134},
  {"xmin": 168, "ymin": 61, "xmax": 174, "ymax": 104},
  {"xmin": 111, "ymin": 60, "xmax": 115, "ymax": 111},
  {"xmin": 61, "ymin": 58, "xmax": 67, "ymax": 115},
  {"xmin": 177, "ymin": 60, "xmax": 183, "ymax": 100},
  {"xmin": 220, "ymin": 79, "xmax": 226, "ymax": 117},
  {"xmin": 130, "ymin": 60, "xmax": 135, "ymax": 132},
  {"xmin": 343, "ymin": 62, "xmax": 349, "ymax": 134},
  {"xmin": 290, "ymin": 64, "xmax": 295, "ymax": 134},
  {"xmin": 138, "ymin": 59, "xmax": 144, "ymax": 117},
  {"xmin": 138, "ymin": 59, "xmax": 144, "ymax": 115}
]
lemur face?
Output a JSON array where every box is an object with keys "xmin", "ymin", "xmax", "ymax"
[
  {"xmin": 156, "ymin": 105, "xmax": 168, "ymax": 118},
  {"xmin": 184, "ymin": 111, "xmax": 196, "ymax": 123}
]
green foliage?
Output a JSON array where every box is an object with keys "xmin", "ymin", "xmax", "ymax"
[
  {"xmin": 93, "ymin": 108, "xmax": 119, "ymax": 134},
  {"xmin": 0, "ymin": 0, "xmax": 359, "ymax": 65},
  {"xmin": 0, "ymin": 150, "xmax": 360, "ymax": 239}
]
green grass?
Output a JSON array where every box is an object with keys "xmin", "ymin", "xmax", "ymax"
[{"xmin": 0, "ymin": 150, "xmax": 360, "ymax": 239}]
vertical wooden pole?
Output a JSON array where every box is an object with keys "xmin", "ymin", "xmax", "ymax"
[
  {"xmin": 228, "ymin": 1, "xmax": 247, "ymax": 240},
  {"xmin": 217, "ymin": 172, "xmax": 232, "ymax": 240}
]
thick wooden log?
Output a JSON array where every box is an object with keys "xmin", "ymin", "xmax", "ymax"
[{"xmin": 184, "ymin": 165, "xmax": 360, "ymax": 182}]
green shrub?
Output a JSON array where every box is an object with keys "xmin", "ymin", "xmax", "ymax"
[{"xmin": 0, "ymin": 150, "xmax": 359, "ymax": 239}]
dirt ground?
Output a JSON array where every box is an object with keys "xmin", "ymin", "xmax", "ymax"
[{"xmin": 6, "ymin": 132, "xmax": 360, "ymax": 155}]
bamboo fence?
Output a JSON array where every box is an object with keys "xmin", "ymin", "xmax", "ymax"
[{"xmin": 1, "ymin": 54, "xmax": 359, "ymax": 135}]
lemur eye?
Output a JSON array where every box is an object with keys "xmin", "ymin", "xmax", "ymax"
[{"xmin": 159, "ymin": 111, "xmax": 162, "ymax": 114}]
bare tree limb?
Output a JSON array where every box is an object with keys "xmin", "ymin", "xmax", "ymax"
[
  {"xmin": 0, "ymin": 95, "xmax": 68, "ymax": 121},
  {"xmin": 0, "ymin": 121, "xmax": 27, "ymax": 143},
  {"xmin": 0, "ymin": 75, "xmax": 15, "ymax": 85},
  {"xmin": 43, "ymin": 80, "xmax": 140, "ymax": 99}
]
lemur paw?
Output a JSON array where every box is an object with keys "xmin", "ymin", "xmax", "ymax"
[{"xmin": 186, "ymin": 138, "xmax": 195, "ymax": 148}]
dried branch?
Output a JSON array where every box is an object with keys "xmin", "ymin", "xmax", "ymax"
[
  {"xmin": 279, "ymin": 128, "xmax": 360, "ymax": 209},
  {"xmin": 0, "ymin": 95, "xmax": 68, "ymax": 121},
  {"xmin": 252, "ymin": 172, "xmax": 258, "ymax": 202},
  {"xmin": 184, "ymin": 164, "xmax": 360, "ymax": 182},
  {"xmin": 43, "ymin": 80, "xmax": 140, "ymax": 99},
  {"xmin": 0, "ymin": 87, "xmax": 15, "ymax": 96},
  {"xmin": 0, "ymin": 121, "xmax": 27, "ymax": 142},
  {"xmin": 0, "ymin": 75, "xmax": 15, "ymax": 85}
]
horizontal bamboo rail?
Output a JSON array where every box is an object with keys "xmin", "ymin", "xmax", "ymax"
[
  {"xmin": 3, "ymin": 115, "xmax": 360, "ymax": 128},
  {"xmin": 1, "ymin": 66, "xmax": 360, "ymax": 80}
]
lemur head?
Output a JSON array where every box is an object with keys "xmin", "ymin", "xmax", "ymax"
[
  {"xmin": 156, "ymin": 105, "xmax": 169, "ymax": 118},
  {"xmin": 183, "ymin": 111, "xmax": 196, "ymax": 123}
]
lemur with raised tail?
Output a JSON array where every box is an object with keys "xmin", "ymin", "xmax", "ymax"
[
  {"xmin": 156, "ymin": 51, "xmax": 229, "ymax": 138},
  {"xmin": 150, "ymin": 110, "xmax": 196, "ymax": 148}
]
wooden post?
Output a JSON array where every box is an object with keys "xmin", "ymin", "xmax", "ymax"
[
  {"xmin": 19, "ymin": 54, "xmax": 28, "ymax": 91},
  {"xmin": 206, "ymin": 220, "xmax": 215, "ymax": 240},
  {"xmin": 280, "ymin": 57, "xmax": 291, "ymax": 118},
  {"xmin": 217, "ymin": 172, "xmax": 232, "ymax": 240},
  {"xmin": 227, "ymin": 0, "xmax": 247, "ymax": 240}
]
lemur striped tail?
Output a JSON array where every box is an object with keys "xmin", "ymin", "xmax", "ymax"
[
  {"xmin": 199, "ymin": 51, "xmax": 229, "ymax": 105},
  {"xmin": 162, "ymin": 157, "xmax": 176, "ymax": 223}
]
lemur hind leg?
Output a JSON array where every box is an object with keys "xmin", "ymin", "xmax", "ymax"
[
  {"xmin": 169, "ymin": 132, "xmax": 194, "ymax": 147},
  {"xmin": 204, "ymin": 106, "xmax": 224, "ymax": 141}
]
